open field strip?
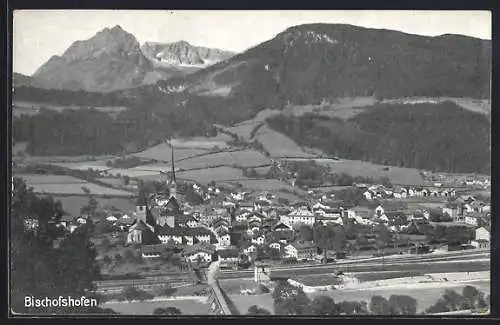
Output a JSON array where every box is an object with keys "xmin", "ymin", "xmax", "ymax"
[
  {"xmin": 176, "ymin": 149, "xmax": 272, "ymax": 169},
  {"xmin": 170, "ymin": 134, "xmax": 233, "ymax": 149},
  {"xmin": 101, "ymin": 297, "xmax": 210, "ymax": 315},
  {"xmin": 283, "ymin": 157, "xmax": 425, "ymax": 185},
  {"xmin": 15, "ymin": 173, "xmax": 134, "ymax": 197},
  {"xmin": 130, "ymin": 142, "xmax": 209, "ymax": 162},
  {"xmin": 255, "ymin": 124, "xmax": 320, "ymax": 158}
]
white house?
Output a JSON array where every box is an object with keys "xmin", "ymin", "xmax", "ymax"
[
  {"xmin": 363, "ymin": 191, "xmax": 373, "ymax": 201},
  {"xmin": 464, "ymin": 215, "xmax": 479, "ymax": 227},
  {"xmin": 269, "ymin": 242, "xmax": 281, "ymax": 250},
  {"xmin": 475, "ymin": 226, "xmax": 490, "ymax": 241},
  {"xmin": 106, "ymin": 215, "xmax": 118, "ymax": 223},
  {"xmin": 243, "ymin": 244, "xmax": 257, "ymax": 254},
  {"xmin": 470, "ymin": 226, "xmax": 490, "ymax": 249},
  {"xmin": 375, "ymin": 205, "xmax": 385, "ymax": 217},
  {"xmin": 219, "ymin": 233, "xmax": 231, "ymax": 247},
  {"xmin": 251, "ymin": 235, "xmax": 265, "ymax": 245}
]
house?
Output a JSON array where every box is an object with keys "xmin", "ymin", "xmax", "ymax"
[
  {"xmin": 251, "ymin": 234, "xmax": 265, "ymax": 245},
  {"xmin": 374, "ymin": 205, "xmax": 385, "ymax": 217},
  {"xmin": 184, "ymin": 244, "xmax": 216, "ymax": 263},
  {"xmin": 470, "ymin": 226, "xmax": 490, "ymax": 249},
  {"xmin": 217, "ymin": 247, "xmax": 240, "ymax": 269},
  {"xmin": 243, "ymin": 244, "xmax": 257, "ymax": 254},
  {"xmin": 219, "ymin": 232, "xmax": 232, "ymax": 247},
  {"xmin": 268, "ymin": 242, "xmax": 282, "ymax": 251},
  {"xmin": 284, "ymin": 242, "xmax": 317, "ymax": 261},
  {"xmin": 105, "ymin": 215, "xmax": 118, "ymax": 223},
  {"xmin": 280, "ymin": 207, "xmax": 315, "ymax": 226},
  {"xmin": 464, "ymin": 213, "xmax": 479, "ymax": 227},
  {"xmin": 141, "ymin": 244, "xmax": 167, "ymax": 258},
  {"xmin": 475, "ymin": 226, "xmax": 490, "ymax": 241}
]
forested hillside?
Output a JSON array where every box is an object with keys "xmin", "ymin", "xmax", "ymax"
[{"xmin": 267, "ymin": 101, "xmax": 490, "ymax": 174}]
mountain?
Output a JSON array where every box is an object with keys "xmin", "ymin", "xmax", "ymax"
[
  {"xmin": 12, "ymin": 73, "xmax": 33, "ymax": 87},
  {"xmin": 141, "ymin": 40, "xmax": 235, "ymax": 66},
  {"xmin": 30, "ymin": 25, "xmax": 154, "ymax": 92},
  {"xmin": 139, "ymin": 41, "xmax": 235, "ymax": 85},
  {"xmin": 163, "ymin": 23, "xmax": 490, "ymax": 103}
]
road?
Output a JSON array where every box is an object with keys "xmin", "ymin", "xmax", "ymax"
[{"xmin": 206, "ymin": 260, "xmax": 232, "ymax": 315}]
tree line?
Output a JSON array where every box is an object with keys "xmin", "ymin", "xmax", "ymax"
[
  {"xmin": 10, "ymin": 178, "xmax": 114, "ymax": 314},
  {"xmin": 267, "ymin": 101, "xmax": 490, "ymax": 174}
]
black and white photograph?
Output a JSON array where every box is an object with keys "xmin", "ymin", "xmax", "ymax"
[{"xmin": 10, "ymin": 10, "xmax": 491, "ymax": 316}]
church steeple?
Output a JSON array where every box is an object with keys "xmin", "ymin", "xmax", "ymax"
[{"xmin": 169, "ymin": 140, "xmax": 177, "ymax": 199}]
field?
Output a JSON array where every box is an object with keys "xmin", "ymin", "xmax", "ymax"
[
  {"xmin": 176, "ymin": 166, "xmax": 248, "ymax": 184},
  {"xmin": 130, "ymin": 142, "xmax": 209, "ymax": 162},
  {"xmin": 284, "ymin": 97, "xmax": 376, "ymax": 120},
  {"xmin": 53, "ymin": 159, "xmax": 111, "ymax": 171},
  {"xmin": 13, "ymin": 100, "xmax": 129, "ymax": 117},
  {"xmin": 43, "ymin": 195, "xmax": 135, "ymax": 216},
  {"xmin": 309, "ymin": 281, "xmax": 490, "ymax": 313},
  {"xmin": 15, "ymin": 174, "xmax": 134, "ymax": 197},
  {"xmin": 283, "ymin": 158, "xmax": 425, "ymax": 185},
  {"xmin": 218, "ymin": 109, "xmax": 282, "ymax": 141},
  {"xmin": 254, "ymin": 125, "xmax": 321, "ymax": 158},
  {"xmin": 227, "ymin": 279, "xmax": 490, "ymax": 315},
  {"xmin": 176, "ymin": 149, "xmax": 271, "ymax": 169},
  {"xmin": 231, "ymin": 179, "xmax": 304, "ymax": 194},
  {"xmin": 381, "ymin": 97, "xmax": 490, "ymax": 116},
  {"xmin": 170, "ymin": 133, "xmax": 233, "ymax": 149},
  {"xmin": 102, "ymin": 298, "xmax": 210, "ymax": 315}
]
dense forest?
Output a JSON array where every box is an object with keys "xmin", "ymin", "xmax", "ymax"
[
  {"xmin": 12, "ymin": 89, "xmax": 256, "ymax": 156},
  {"xmin": 267, "ymin": 101, "xmax": 490, "ymax": 174}
]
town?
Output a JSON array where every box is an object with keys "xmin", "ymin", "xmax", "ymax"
[{"xmin": 36, "ymin": 146, "xmax": 490, "ymax": 315}]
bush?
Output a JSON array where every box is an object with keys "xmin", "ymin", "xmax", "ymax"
[
  {"xmin": 258, "ymin": 284, "xmax": 270, "ymax": 294},
  {"xmin": 388, "ymin": 295, "xmax": 417, "ymax": 315},
  {"xmin": 247, "ymin": 305, "xmax": 272, "ymax": 315}
]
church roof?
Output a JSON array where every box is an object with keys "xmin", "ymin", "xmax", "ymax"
[{"xmin": 165, "ymin": 196, "xmax": 180, "ymax": 211}]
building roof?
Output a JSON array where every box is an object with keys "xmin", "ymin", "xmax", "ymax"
[
  {"xmin": 184, "ymin": 244, "xmax": 216, "ymax": 256},
  {"xmin": 217, "ymin": 248, "xmax": 239, "ymax": 258}
]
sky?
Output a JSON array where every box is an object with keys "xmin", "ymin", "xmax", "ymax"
[{"xmin": 13, "ymin": 10, "xmax": 491, "ymax": 76}]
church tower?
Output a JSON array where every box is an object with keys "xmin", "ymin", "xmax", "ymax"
[{"xmin": 136, "ymin": 187, "xmax": 147, "ymax": 223}]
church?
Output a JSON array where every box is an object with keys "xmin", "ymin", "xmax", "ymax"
[
  {"xmin": 126, "ymin": 144, "xmax": 183, "ymax": 245},
  {"xmin": 126, "ymin": 144, "xmax": 214, "ymax": 246}
]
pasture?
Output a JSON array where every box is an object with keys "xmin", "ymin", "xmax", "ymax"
[
  {"xmin": 177, "ymin": 166, "xmax": 248, "ymax": 184},
  {"xmin": 15, "ymin": 174, "xmax": 134, "ymax": 197},
  {"xmin": 102, "ymin": 298, "xmax": 210, "ymax": 315},
  {"xmin": 283, "ymin": 97, "xmax": 377, "ymax": 120},
  {"xmin": 170, "ymin": 133, "xmax": 233, "ymax": 149},
  {"xmin": 177, "ymin": 149, "xmax": 271, "ymax": 169},
  {"xmin": 46, "ymin": 195, "xmax": 136, "ymax": 216},
  {"xmin": 130, "ymin": 142, "xmax": 208, "ymax": 162},
  {"xmin": 255, "ymin": 125, "xmax": 320, "ymax": 158},
  {"xmin": 12, "ymin": 100, "xmax": 129, "ymax": 116},
  {"xmin": 232, "ymin": 179, "xmax": 304, "ymax": 194},
  {"xmin": 283, "ymin": 158, "xmax": 425, "ymax": 185}
]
